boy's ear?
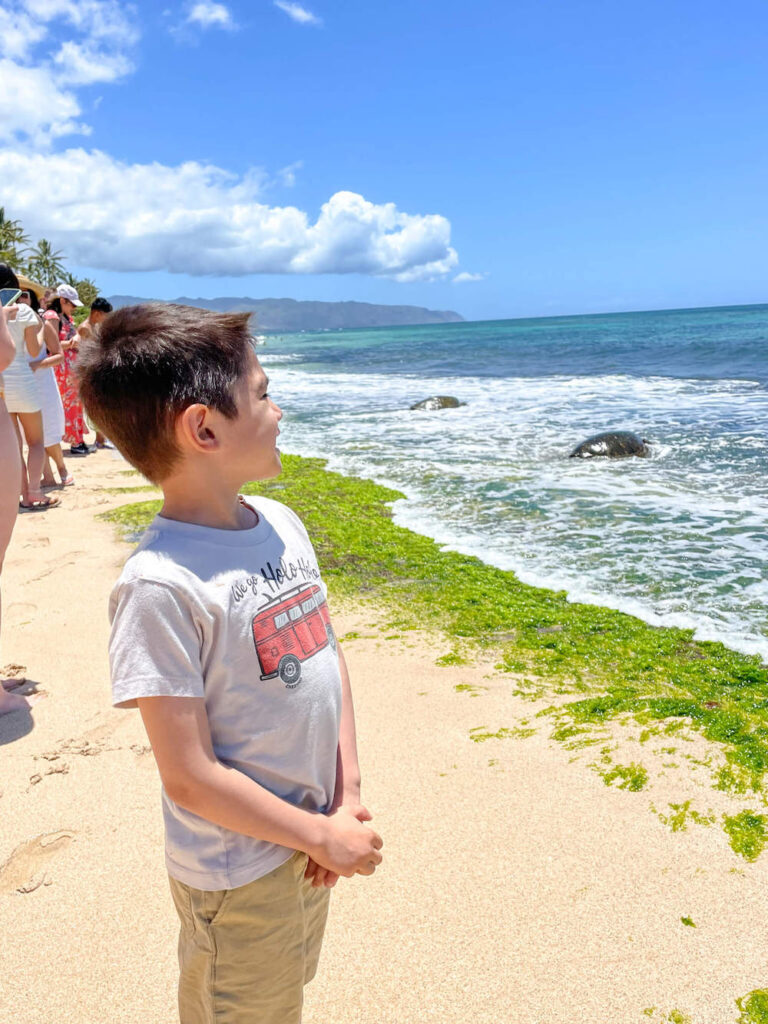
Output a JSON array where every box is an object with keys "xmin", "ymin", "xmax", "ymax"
[{"xmin": 176, "ymin": 403, "xmax": 220, "ymax": 454}]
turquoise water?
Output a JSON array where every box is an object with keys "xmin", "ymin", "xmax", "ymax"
[{"xmin": 259, "ymin": 304, "xmax": 768, "ymax": 661}]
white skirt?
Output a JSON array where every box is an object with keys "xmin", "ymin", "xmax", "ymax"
[
  {"xmin": 34, "ymin": 366, "xmax": 65, "ymax": 447},
  {"xmin": 3, "ymin": 365, "xmax": 41, "ymax": 414}
]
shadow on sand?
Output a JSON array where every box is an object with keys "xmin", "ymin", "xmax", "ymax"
[{"xmin": 0, "ymin": 680, "xmax": 44, "ymax": 745}]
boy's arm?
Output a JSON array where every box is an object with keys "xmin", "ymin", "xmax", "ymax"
[
  {"xmin": 306, "ymin": 641, "xmax": 372, "ymax": 888},
  {"xmin": 137, "ymin": 695, "xmax": 382, "ymax": 879},
  {"xmin": 332, "ymin": 643, "xmax": 362, "ymax": 808}
]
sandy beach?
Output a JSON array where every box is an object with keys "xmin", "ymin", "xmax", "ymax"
[{"xmin": 2, "ymin": 449, "xmax": 767, "ymax": 1024}]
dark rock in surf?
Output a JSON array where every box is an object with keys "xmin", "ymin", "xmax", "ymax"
[
  {"xmin": 410, "ymin": 396, "xmax": 463, "ymax": 411},
  {"xmin": 569, "ymin": 431, "xmax": 650, "ymax": 459}
]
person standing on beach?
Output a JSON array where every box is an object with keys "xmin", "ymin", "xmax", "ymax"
[
  {"xmin": 76, "ymin": 298, "xmax": 114, "ymax": 449},
  {"xmin": 78, "ymin": 303, "xmax": 382, "ymax": 1024},
  {"xmin": 0, "ymin": 265, "xmax": 60, "ymax": 512},
  {"xmin": 24, "ymin": 289, "xmax": 73, "ymax": 489},
  {"xmin": 49, "ymin": 284, "xmax": 89, "ymax": 456},
  {"xmin": 0, "ymin": 305, "xmax": 43, "ymax": 713}
]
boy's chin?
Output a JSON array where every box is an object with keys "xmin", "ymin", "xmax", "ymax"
[{"xmin": 256, "ymin": 453, "xmax": 283, "ymax": 480}]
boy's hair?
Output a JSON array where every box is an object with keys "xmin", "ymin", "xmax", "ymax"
[
  {"xmin": 77, "ymin": 303, "xmax": 252, "ymax": 483},
  {"xmin": 90, "ymin": 297, "xmax": 113, "ymax": 314}
]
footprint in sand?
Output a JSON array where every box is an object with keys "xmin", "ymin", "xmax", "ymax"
[
  {"xmin": 1, "ymin": 665, "xmax": 27, "ymax": 689},
  {"xmin": 131, "ymin": 744, "xmax": 157, "ymax": 770},
  {"xmin": 0, "ymin": 830, "xmax": 75, "ymax": 894},
  {"xmin": 5, "ymin": 602, "xmax": 37, "ymax": 625},
  {"xmin": 54, "ymin": 714, "xmax": 127, "ymax": 757},
  {"xmin": 29, "ymin": 561, "xmax": 75, "ymax": 583},
  {"xmin": 21, "ymin": 537, "xmax": 50, "ymax": 548}
]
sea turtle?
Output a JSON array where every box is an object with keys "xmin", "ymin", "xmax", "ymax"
[
  {"xmin": 409, "ymin": 396, "xmax": 463, "ymax": 411},
  {"xmin": 569, "ymin": 431, "xmax": 650, "ymax": 459}
]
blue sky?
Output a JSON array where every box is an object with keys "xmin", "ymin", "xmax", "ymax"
[{"xmin": 1, "ymin": 0, "xmax": 767, "ymax": 320}]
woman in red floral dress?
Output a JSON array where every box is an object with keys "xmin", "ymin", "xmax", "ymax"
[{"xmin": 48, "ymin": 285, "xmax": 88, "ymax": 455}]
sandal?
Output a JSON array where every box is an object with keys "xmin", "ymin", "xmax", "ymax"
[
  {"xmin": 60, "ymin": 475, "xmax": 75, "ymax": 486},
  {"xmin": 19, "ymin": 495, "xmax": 61, "ymax": 512}
]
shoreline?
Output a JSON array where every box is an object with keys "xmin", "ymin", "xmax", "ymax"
[{"xmin": 3, "ymin": 449, "xmax": 768, "ymax": 1022}]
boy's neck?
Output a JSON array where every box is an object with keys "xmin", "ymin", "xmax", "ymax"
[{"xmin": 159, "ymin": 476, "xmax": 256, "ymax": 531}]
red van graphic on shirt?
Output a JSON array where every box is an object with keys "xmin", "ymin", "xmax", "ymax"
[{"xmin": 251, "ymin": 583, "xmax": 335, "ymax": 687}]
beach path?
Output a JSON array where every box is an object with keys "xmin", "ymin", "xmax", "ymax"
[{"xmin": 1, "ymin": 451, "xmax": 766, "ymax": 1024}]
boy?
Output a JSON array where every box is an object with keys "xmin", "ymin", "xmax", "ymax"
[{"xmin": 78, "ymin": 304, "xmax": 382, "ymax": 1024}]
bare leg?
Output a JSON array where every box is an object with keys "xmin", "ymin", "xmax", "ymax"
[
  {"xmin": 45, "ymin": 444, "xmax": 71, "ymax": 485},
  {"xmin": 17, "ymin": 411, "xmax": 46, "ymax": 503},
  {"xmin": 11, "ymin": 414, "xmax": 27, "ymax": 504},
  {"xmin": 41, "ymin": 451, "xmax": 57, "ymax": 487},
  {"xmin": 0, "ymin": 398, "xmax": 38, "ymax": 715}
]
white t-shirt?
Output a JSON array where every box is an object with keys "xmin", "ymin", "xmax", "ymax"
[
  {"xmin": 2, "ymin": 304, "xmax": 40, "ymax": 406},
  {"xmin": 109, "ymin": 496, "xmax": 342, "ymax": 890}
]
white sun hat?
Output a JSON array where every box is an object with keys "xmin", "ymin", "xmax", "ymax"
[{"xmin": 56, "ymin": 283, "xmax": 83, "ymax": 306}]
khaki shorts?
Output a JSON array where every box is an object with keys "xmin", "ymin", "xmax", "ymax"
[{"xmin": 168, "ymin": 851, "xmax": 330, "ymax": 1024}]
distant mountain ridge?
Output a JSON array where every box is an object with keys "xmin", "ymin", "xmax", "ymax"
[{"xmin": 107, "ymin": 295, "xmax": 464, "ymax": 331}]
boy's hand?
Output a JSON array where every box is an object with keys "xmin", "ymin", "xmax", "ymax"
[
  {"xmin": 305, "ymin": 803, "xmax": 373, "ymax": 888},
  {"xmin": 308, "ymin": 804, "xmax": 382, "ymax": 881}
]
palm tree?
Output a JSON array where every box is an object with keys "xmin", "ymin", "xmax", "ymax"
[
  {"xmin": 0, "ymin": 207, "xmax": 30, "ymax": 269},
  {"xmin": 25, "ymin": 238, "xmax": 67, "ymax": 287},
  {"xmin": 75, "ymin": 277, "xmax": 98, "ymax": 308}
]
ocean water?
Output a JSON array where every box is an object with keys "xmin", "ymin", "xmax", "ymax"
[{"xmin": 259, "ymin": 305, "xmax": 768, "ymax": 662}]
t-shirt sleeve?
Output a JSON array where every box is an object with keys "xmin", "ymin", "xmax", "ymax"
[
  {"xmin": 18, "ymin": 305, "xmax": 39, "ymax": 327},
  {"xmin": 109, "ymin": 578, "xmax": 205, "ymax": 709}
]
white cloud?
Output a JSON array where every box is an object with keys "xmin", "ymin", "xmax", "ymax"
[
  {"xmin": 274, "ymin": 1, "xmax": 321, "ymax": 26},
  {"xmin": 453, "ymin": 271, "xmax": 486, "ymax": 283},
  {"xmin": 0, "ymin": 148, "xmax": 458, "ymax": 280},
  {"xmin": 0, "ymin": 0, "xmax": 137, "ymax": 143},
  {"xmin": 0, "ymin": 0, "xmax": 461, "ymax": 284},
  {"xmin": 276, "ymin": 161, "xmax": 302, "ymax": 188},
  {"xmin": 0, "ymin": 59, "xmax": 88, "ymax": 141},
  {"xmin": 0, "ymin": 148, "xmax": 456, "ymax": 280},
  {"xmin": 186, "ymin": 2, "xmax": 235, "ymax": 29},
  {"xmin": 54, "ymin": 40, "xmax": 134, "ymax": 85}
]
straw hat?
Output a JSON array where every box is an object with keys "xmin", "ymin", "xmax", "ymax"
[{"xmin": 17, "ymin": 274, "xmax": 46, "ymax": 299}]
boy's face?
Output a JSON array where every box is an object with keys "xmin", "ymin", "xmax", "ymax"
[{"xmin": 224, "ymin": 348, "xmax": 283, "ymax": 482}]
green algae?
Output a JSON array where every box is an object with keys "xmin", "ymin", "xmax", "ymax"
[
  {"xmin": 723, "ymin": 811, "xmax": 768, "ymax": 862},
  {"xmin": 736, "ymin": 990, "xmax": 768, "ymax": 1024},
  {"xmin": 469, "ymin": 726, "xmax": 520, "ymax": 742},
  {"xmin": 468, "ymin": 724, "xmax": 535, "ymax": 742},
  {"xmin": 454, "ymin": 684, "xmax": 487, "ymax": 697},
  {"xmin": 680, "ymin": 916, "xmax": 696, "ymax": 928},
  {"xmin": 599, "ymin": 762, "xmax": 648, "ymax": 792},
  {"xmin": 436, "ymin": 651, "xmax": 468, "ymax": 666},
  {"xmin": 654, "ymin": 801, "xmax": 715, "ymax": 833},
  {"xmin": 715, "ymin": 765, "xmax": 761, "ymax": 795}
]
